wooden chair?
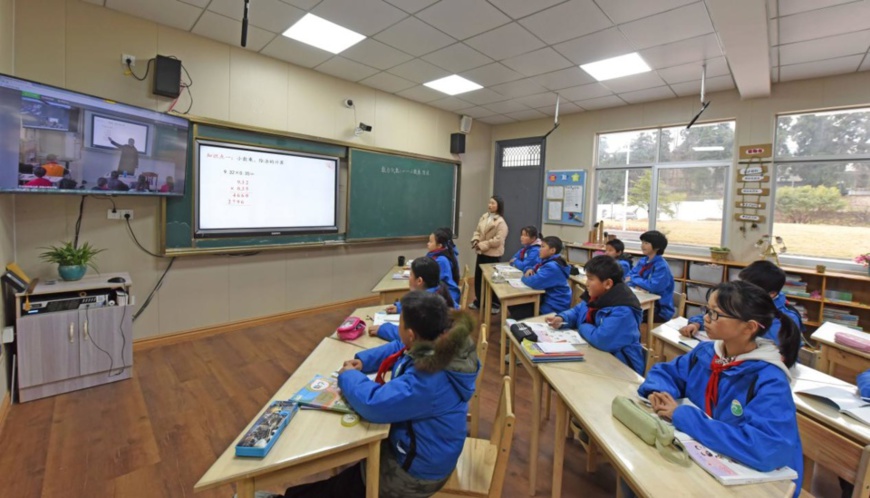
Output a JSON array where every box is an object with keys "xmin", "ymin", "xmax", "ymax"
[
  {"xmin": 645, "ymin": 292, "xmax": 686, "ymax": 369},
  {"xmin": 460, "ymin": 264, "xmax": 472, "ymax": 310},
  {"xmin": 436, "ymin": 376, "xmax": 515, "ymax": 498},
  {"xmin": 468, "ymin": 323, "xmax": 488, "ymax": 438},
  {"xmin": 673, "ymin": 291, "xmax": 687, "ymax": 318}
]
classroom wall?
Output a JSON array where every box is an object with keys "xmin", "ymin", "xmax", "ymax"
[
  {"xmin": 7, "ymin": 0, "xmax": 493, "ymax": 341},
  {"xmin": 492, "ymin": 71, "xmax": 870, "ymax": 264}
]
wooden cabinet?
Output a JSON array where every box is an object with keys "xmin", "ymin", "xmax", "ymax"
[{"xmin": 15, "ymin": 273, "xmax": 133, "ymax": 402}]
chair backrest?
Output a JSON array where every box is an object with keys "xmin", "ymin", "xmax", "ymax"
[
  {"xmin": 673, "ymin": 292, "xmax": 687, "ymax": 318},
  {"xmin": 460, "ymin": 264, "xmax": 472, "ymax": 310},
  {"xmin": 468, "ymin": 323, "xmax": 488, "ymax": 438},
  {"xmin": 461, "ymin": 264, "xmax": 470, "ymax": 281},
  {"xmin": 486, "ymin": 376, "xmax": 516, "ymax": 498}
]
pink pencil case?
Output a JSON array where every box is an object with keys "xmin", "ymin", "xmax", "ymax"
[
  {"xmin": 834, "ymin": 332, "xmax": 870, "ymax": 353},
  {"xmin": 336, "ymin": 316, "xmax": 366, "ymax": 341}
]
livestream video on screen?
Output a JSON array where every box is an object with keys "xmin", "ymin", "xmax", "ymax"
[{"xmin": 0, "ymin": 74, "xmax": 189, "ymax": 196}]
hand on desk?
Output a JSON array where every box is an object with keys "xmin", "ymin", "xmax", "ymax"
[
  {"xmin": 679, "ymin": 323, "xmax": 699, "ymax": 338},
  {"xmin": 524, "ymin": 269, "xmax": 535, "ymax": 277},
  {"xmin": 509, "ymin": 257, "xmax": 516, "ymax": 264},
  {"xmin": 385, "ymin": 304, "xmax": 397, "ymax": 314},
  {"xmin": 546, "ymin": 316, "xmax": 563, "ymax": 328},
  {"xmin": 368, "ymin": 324, "xmax": 380, "ymax": 336},
  {"xmin": 648, "ymin": 392, "xmax": 678, "ymax": 421},
  {"xmin": 339, "ymin": 359, "xmax": 363, "ymax": 374}
]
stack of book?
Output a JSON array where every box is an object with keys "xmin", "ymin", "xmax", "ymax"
[
  {"xmin": 782, "ymin": 274, "xmax": 810, "ymax": 298},
  {"xmin": 290, "ymin": 375, "xmax": 356, "ymax": 414},
  {"xmin": 790, "ymin": 303, "xmax": 809, "ymax": 323},
  {"xmin": 520, "ymin": 339, "xmax": 584, "ymax": 363},
  {"xmin": 825, "ymin": 289, "xmax": 854, "ymax": 305},
  {"xmin": 823, "ymin": 308, "xmax": 861, "ymax": 331}
]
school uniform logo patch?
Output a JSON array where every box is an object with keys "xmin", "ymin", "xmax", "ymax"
[{"xmin": 731, "ymin": 399, "xmax": 743, "ymax": 416}]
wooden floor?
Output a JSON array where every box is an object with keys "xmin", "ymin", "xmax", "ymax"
[{"xmin": 0, "ymin": 301, "xmax": 841, "ymax": 498}]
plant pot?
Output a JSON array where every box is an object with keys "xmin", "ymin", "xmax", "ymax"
[
  {"xmin": 58, "ymin": 264, "xmax": 87, "ymax": 281},
  {"xmin": 710, "ymin": 250, "xmax": 730, "ymax": 262}
]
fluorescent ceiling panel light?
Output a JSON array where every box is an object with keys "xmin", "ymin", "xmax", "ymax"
[
  {"xmin": 580, "ymin": 53, "xmax": 651, "ymax": 81},
  {"xmin": 692, "ymin": 146, "xmax": 724, "ymax": 151},
  {"xmin": 424, "ymin": 75, "xmax": 483, "ymax": 96},
  {"xmin": 283, "ymin": 14, "xmax": 365, "ymax": 54}
]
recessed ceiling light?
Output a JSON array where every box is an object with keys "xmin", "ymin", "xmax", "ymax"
[
  {"xmin": 282, "ymin": 14, "xmax": 365, "ymax": 54},
  {"xmin": 692, "ymin": 146, "xmax": 725, "ymax": 151},
  {"xmin": 580, "ymin": 53, "xmax": 651, "ymax": 82},
  {"xmin": 423, "ymin": 75, "xmax": 482, "ymax": 96}
]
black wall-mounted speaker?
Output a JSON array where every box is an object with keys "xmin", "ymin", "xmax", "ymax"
[
  {"xmin": 153, "ymin": 55, "xmax": 182, "ymax": 99},
  {"xmin": 450, "ymin": 133, "xmax": 466, "ymax": 154}
]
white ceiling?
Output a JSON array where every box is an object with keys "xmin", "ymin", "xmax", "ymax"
[{"xmin": 85, "ymin": 0, "xmax": 870, "ymax": 125}]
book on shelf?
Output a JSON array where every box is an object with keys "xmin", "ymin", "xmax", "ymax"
[
  {"xmin": 676, "ymin": 432, "xmax": 798, "ymax": 485},
  {"xmin": 290, "ymin": 375, "xmax": 355, "ymax": 414},
  {"xmin": 796, "ymin": 385, "xmax": 870, "ymax": 426},
  {"xmin": 790, "ymin": 304, "xmax": 809, "ymax": 322},
  {"xmin": 520, "ymin": 339, "xmax": 584, "ymax": 363},
  {"xmin": 235, "ymin": 400, "xmax": 299, "ymax": 457},
  {"xmin": 825, "ymin": 290, "xmax": 854, "ymax": 303},
  {"xmin": 822, "ymin": 308, "xmax": 860, "ymax": 330}
]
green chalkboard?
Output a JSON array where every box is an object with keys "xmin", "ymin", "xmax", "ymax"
[{"xmin": 347, "ymin": 149, "xmax": 458, "ymax": 240}]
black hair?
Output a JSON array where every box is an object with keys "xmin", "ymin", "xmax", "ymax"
[
  {"xmin": 96, "ymin": 177, "xmax": 108, "ymax": 186},
  {"xmin": 33, "ymin": 166, "xmax": 46, "ymax": 178},
  {"xmin": 640, "ymin": 230, "xmax": 668, "ymax": 255},
  {"xmin": 110, "ymin": 171, "xmax": 120, "ymax": 179},
  {"xmin": 411, "ymin": 257, "xmax": 456, "ymax": 309},
  {"xmin": 399, "ymin": 290, "xmax": 449, "ymax": 341},
  {"xmin": 713, "ymin": 281, "xmax": 801, "ymax": 368},
  {"xmin": 521, "ymin": 226, "xmax": 539, "ymax": 239},
  {"xmin": 432, "ymin": 227, "xmax": 460, "ymax": 284},
  {"xmin": 541, "ymin": 235, "xmax": 563, "ymax": 254},
  {"xmin": 738, "ymin": 260, "xmax": 786, "ymax": 295},
  {"xmin": 490, "ymin": 195, "xmax": 505, "ymax": 216},
  {"xmin": 605, "ymin": 239, "xmax": 625, "ymax": 254},
  {"xmin": 584, "ymin": 255, "xmax": 623, "ymax": 284}
]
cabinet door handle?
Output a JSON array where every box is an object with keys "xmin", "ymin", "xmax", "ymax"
[
  {"xmin": 69, "ymin": 322, "xmax": 75, "ymax": 343},
  {"xmin": 83, "ymin": 320, "xmax": 89, "ymax": 341}
]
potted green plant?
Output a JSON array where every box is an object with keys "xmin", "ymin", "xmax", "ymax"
[
  {"xmin": 709, "ymin": 246, "xmax": 731, "ymax": 262},
  {"xmin": 39, "ymin": 241, "xmax": 105, "ymax": 281}
]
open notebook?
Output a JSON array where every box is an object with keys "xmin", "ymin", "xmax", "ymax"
[{"xmin": 796, "ymin": 385, "xmax": 870, "ymax": 426}]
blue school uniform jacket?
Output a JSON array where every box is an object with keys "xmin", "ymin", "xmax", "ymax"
[
  {"xmin": 339, "ymin": 314, "xmax": 479, "ymax": 481},
  {"xmin": 859, "ymin": 370, "xmax": 870, "ymax": 398},
  {"xmin": 627, "ymin": 255, "xmax": 675, "ymax": 319},
  {"xmin": 639, "ymin": 341, "xmax": 803, "ymax": 496},
  {"xmin": 616, "ymin": 258, "xmax": 631, "ymax": 278},
  {"xmin": 687, "ymin": 293, "xmax": 803, "ymax": 345},
  {"xmin": 556, "ymin": 282, "xmax": 644, "ymax": 375},
  {"xmin": 428, "ymin": 249, "xmax": 461, "ymax": 305},
  {"xmin": 394, "ymin": 285, "xmax": 459, "ymax": 315},
  {"xmin": 521, "ymin": 255, "xmax": 571, "ymax": 314},
  {"xmin": 511, "ymin": 240, "xmax": 541, "ymax": 272}
]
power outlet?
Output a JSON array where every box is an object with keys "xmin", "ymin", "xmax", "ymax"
[
  {"xmin": 121, "ymin": 54, "xmax": 136, "ymax": 67},
  {"xmin": 107, "ymin": 209, "xmax": 134, "ymax": 220}
]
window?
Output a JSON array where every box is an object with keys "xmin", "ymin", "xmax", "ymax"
[
  {"xmin": 501, "ymin": 143, "xmax": 541, "ymax": 167},
  {"xmin": 774, "ymin": 108, "xmax": 870, "ymax": 263},
  {"xmin": 595, "ymin": 121, "xmax": 735, "ymax": 248}
]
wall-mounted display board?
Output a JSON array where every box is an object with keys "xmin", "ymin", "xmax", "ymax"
[{"xmin": 544, "ymin": 169, "xmax": 586, "ymax": 226}]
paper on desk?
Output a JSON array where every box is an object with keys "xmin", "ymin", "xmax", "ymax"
[
  {"xmin": 526, "ymin": 322, "xmax": 586, "ymax": 345},
  {"xmin": 537, "ymin": 342, "xmax": 577, "ymax": 354},
  {"xmin": 495, "ymin": 264, "xmax": 515, "ymax": 272},
  {"xmin": 373, "ymin": 312, "xmax": 400, "ymax": 326},
  {"xmin": 506, "ymin": 278, "xmax": 530, "ymax": 289},
  {"xmin": 664, "ymin": 316, "xmax": 689, "ymax": 330}
]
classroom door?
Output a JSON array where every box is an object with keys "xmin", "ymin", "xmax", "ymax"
[{"xmin": 493, "ymin": 137, "xmax": 545, "ymax": 259}]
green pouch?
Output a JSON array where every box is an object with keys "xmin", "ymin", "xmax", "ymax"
[{"xmin": 611, "ymin": 395, "xmax": 689, "ymax": 466}]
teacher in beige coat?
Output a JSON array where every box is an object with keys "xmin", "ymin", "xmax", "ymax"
[{"xmin": 470, "ymin": 195, "xmax": 509, "ymax": 314}]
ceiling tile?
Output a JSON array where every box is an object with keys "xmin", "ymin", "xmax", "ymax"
[
  {"xmin": 456, "ymin": 106, "xmax": 498, "ymax": 118},
  {"xmin": 465, "ymin": 23, "xmax": 545, "ymax": 61},
  {"xmin": 312, "ymin": 0, "xmax": 408, "ymax": 36},
  {"xmin": 600, "ymin": 72, "xmax": 666, "ymax": 93},
  {"xmin": 596, "ymin": 0, "xmax": 697, "ymax": 24},
  {"xmin": 342, "ymin": 39, "xmax": 414, "ymax": 70},
  {"xmin": 387, "ymin": 59, "xmax": 450, "ymax": 83},
  {"xmin": 768, "ymin": 19, "xmax": 778, "ymax": 46},
  {"xmin": 619, "ymin": 2, "xmax": 714, "ymax": 50},
  {"xmin": 778, "ymin": 55, "xmax": 863, "ymax": 82},
  {"xmin": 479, "ymin": 115, "xmax": 517, "ymax": 125},
  {"xmin": 770, "ymin": 47, "xmax": 779, "ymax": 68},
  {"xmin": 618, "ymin": 85, "xmax": 676, "ymax": 104},
  {"xmin": 430, "ymin": 96, "xmax": 474, "ymax": 111},
  {"xmin": 484, "ymin": 100, "xmax": 529, "ymax": 114},
  {"xmin": 260, "ymin": 36, "xmax": 333, "ymax": 67},
  {"xmin": 422, "ymin": 43, "xmax": 493, "ymax": 73},
  {"xmin": 395, "ymin": 85, "xmax": 445, "ymax": 103},
  {"xmin": 192, "ymin": 11, "xmax": 275, "ymax": 51},
  {"xmin": 315, "ymin": 56, "xmax": 380, "ymax": 82},
  {"xmin": 374, "ymin": 17, "xmax": 456, "ymax": 57},
  {"xmin": 515, "ymin": 92, "xmax": 559, "ymax": 108},
  {"xmin": 106, "ymin": 0, "xmax": 202, "ymax": 31},
  {"xmin": 490, "ymin": 78, "xmax": 548, "ymax": 98},
  {"xmin": 519, "ymin": 0, "xmax": 612, "ymax": 45},
  {"xmin": 506, "ymin": 109, "xmax": 548, "ymax": 121},
  {"xmin": 778, "ymin": 1, "xmax": 870, "ymax": 44},
  {"xmin": 417, "ymin": 0, "xmax": 510, "ymax": 39},
  {"xmin": 207, "ymin": 0, "xmax": 304, "ymax": 33},
  {"xmin": 280, "ymin": 0, "xmax": 321, "ymax": 9},
  {"xmin": 559, "ymin": 82, "xmax": 613, "ymax": 101},
  {"xmin": 486, "ymin": 0, "xmax": 564, "ymax": 19},
  {"xmin": 553, "ymin": 28, "xmax": 635, "ymax": 66},
  {"xmin": 502, "ymin": 47, "xmax": 573, "ymax": 77},
  {"xmin": 576, "ymin": 95, "xmax": 626, "ymax": 110},
  {"xmin": 777, "ymin": 0, "xmax": 860, "ymax": 17},
  {"xmin": 532, "ymin": 67, "xmax": 596, "ymax": 90},
  {"xmin": 537, "ymin": 101, "xmax": 583, "ymax": 116},
  {"xmin": 779, "ymin": 30, "xmax": 870, "ymax": 66},
  {"xmin": 180, "ymin": 0, "xmax": 209, "ymax": 8},
  {"xmin": 771, "ymin": 67, "xmax": 780, "ymax": 83},
  {"xmin": 383, "ymin": 0, "xmax": 439, "ymax": 14},
  {"xmin": 359, "ymin": 72, "xmax": 417, "ymax": 93},
  {"xmin": 459, "ymin": 63, "xmax": 524, "ymax": 87},
  {"xmin": 670, "ymin": 74, "xmax": 735, "ymax": 96},
  {"xmin": 657, "ymin": 57, "xmax": 729, "ymax": 84},
  {"xmin": 460, "ymin": 88, "xmax": 509, "ymax": 105},
  {"xmin": 639, "ymin": 33, "xmax": 722, "ymax": 69}
]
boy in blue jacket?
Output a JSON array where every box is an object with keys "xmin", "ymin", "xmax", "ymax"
[
  {"xmin": 282, "ymin": 291, "xmax": 479, "ymax": 498},
  {"xmin": 510, "ymin": 236, "xmax": 572, "ymax": 320},
  {"xmin": 604, "ymin": 238, "xmax": 632, "ymax": 277},
  {"xmin": 679, "ymin": 260, "xmax": 805, "ymax": 345},
  {"xmin": 509, "ymin": 226, "xmax": 542, "ymax": 272},
  {"xmin": 627, "ymin": 230, "xmax": 675, "ymax": 322},
  {"xmin": 546, "ymin": 255, "xmax": 645, "ymax": 375},
  {"xmin": 640, "ymin": 281, "xmax": 804, "ymax": 497},
  {"xmin": 427, "ymin": 228, "xmax": 462, "ymax": 305}
]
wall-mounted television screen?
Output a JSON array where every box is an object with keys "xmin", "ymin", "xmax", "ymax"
[{"xmin": 0, "ymin": 73, "xmax": 189, "ymax": 196}]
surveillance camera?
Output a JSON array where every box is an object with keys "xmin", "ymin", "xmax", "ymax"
[
  {"xmin": 343, "ymin": 99, "xmax": 354, "ymax": 108},
  {"xmin": 358, "ymin": 122, "xmax": 372, "ymax": 132}
]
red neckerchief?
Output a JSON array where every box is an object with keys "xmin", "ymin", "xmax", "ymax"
[
  {"xmin": 584, "ymin": 296, "xmax": 599, "ymax": 324},
  {"xmin": 533, "ymin": 257, "xmax": 552, "ymax": 273},
  {"xmin": 639, "ymin": 260, "xmax": 654, "ymax": 277},
  {"xmin": 704, "ymin": 354, "xmax": 744, "ymax": 416},
  {"xmin": 519, "ymin": 245, "xmax": 528, "ymax": 259},
  {"xmin": 375, "ymin": 346, "xmax": 407, "ymax": 385}
]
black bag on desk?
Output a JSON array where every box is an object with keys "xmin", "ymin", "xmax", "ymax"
[{"xmin": 510, "ymin": 322, "xmax": 538, "ymax": 342}]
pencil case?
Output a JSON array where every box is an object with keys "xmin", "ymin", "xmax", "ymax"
[
  {"xmin": 834, "ymin": 332, "xmax": 870, "ymax": 353},
  {"xmin": 611, "ymin": 396, "xmax": 689, "ymax": 466},
  {"xmin": 336, "ymin": 316, "xmax": 366, "ymax": 340}
]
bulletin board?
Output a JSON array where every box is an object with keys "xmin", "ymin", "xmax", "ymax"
[{"xmin": 544, "ymin": 170, "xmax": 586, "ymax": 226}]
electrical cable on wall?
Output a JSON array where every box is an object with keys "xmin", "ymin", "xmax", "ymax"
[{"xmin": 126, "ymin": 58, "xmax": 154, "ymax": 81}]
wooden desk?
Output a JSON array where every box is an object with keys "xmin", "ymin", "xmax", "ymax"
[
  {"xmin": 569, "ymin": 270, "xmax": 586, "ymax": 307},
  {"xmin": 371, "ymin": 266, "xmax": 409, "ymax": 305},
  {"xmin": 650, "ymin": 323, "xmax": 695, "ymax": 368},
  {"xmin": 631, "ymin": 287, "xmax": 661, "ymax": 348},
  {"xmin": 477, "ymin": 263, "xmax": 543, "ymax": 376},
  {"xmin": 543, "ymin": 367, "xmax": 795, "ymax": 498},
  {"xmin": 328, "ymin": 305, "xmax": 391, "ymax": 350},
  {"xmin": 195, "ymin": 339, "xmax": 390, "ymax": 498},
  {"xmin": 811, "ymin": 322, "xmax": 870, "ymax": 382}
]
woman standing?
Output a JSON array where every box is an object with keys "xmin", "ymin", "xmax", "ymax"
[{"xmin": 470, "ymin": 195, "xmax": 508, "ymax": 314}]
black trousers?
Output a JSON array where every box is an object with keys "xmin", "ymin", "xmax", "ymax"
[
  {"xmin": 473, "ymin": 254, "xmax": 501, "ymax": 307},
  {"xmin": 284, "ymin": 463, "xmax": 365, "ymax": 498}
]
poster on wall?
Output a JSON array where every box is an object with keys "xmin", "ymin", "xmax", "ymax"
[{"xmin": 544, "ymin": 170, "xmax": 586, "ymax": 226}]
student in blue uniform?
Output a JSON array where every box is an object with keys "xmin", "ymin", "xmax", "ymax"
[
  {"xmin": 509, "ymin": 236, "xmax": 572, "ymax": 320},
  {"xmin": 427, "ymin": 227, "xmax": 461, "ymax": 306},
  {"xmin": 546, "ymin": 255, "xmax": 644, "ymax": 375},
  {"xmin": 627, "ymin": 230, "xmax": 675, "ymax": 322},
  {"xmin": 680, "ymin": 260, "xmax": 805, "ymax": 345},
  {"xmin": 509, "ymin": 226, "xmax": 542, "ymax": 272},
  {"xmin": 280, "ymin": 291, "xmax": 479, "ymax": 498},
  {"xmin": 604, "ymin": 238, "xmax": 632, "ymax": 278},
  {"xmin": 640, "ymin": 281, "xmax": 803, "ymax": 497}
]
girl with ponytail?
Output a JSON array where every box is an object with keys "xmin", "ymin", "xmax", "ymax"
[{"xmin": 427, "ymin": 227, "xmax": 461, "ymax": 305}]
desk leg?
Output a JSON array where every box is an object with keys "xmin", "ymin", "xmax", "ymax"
[
  {"xmin": 533, "ymin": 297, "xmax": 540, "ymax": 317},
  {"xmin": 529, "ymin": 368, "xmax": 542, "ymax": 496},
  {"xmin": 508, "ymin": 343, "xmax": 517, "ymax": 413},
  {"xmin": 497, "ymin": 297, "xmax": 505, "ymax": 377},
  {"xmin": 802, "ymin": 455, "xmax": 814, "ymax": 492},
  {"xmin": 646, "ymin": 305, "xmax": 655, "ymax": 349},
  {"xmin": 237, "ymin": 479, "xmax": 254, "ymax": 498},
  {"xmin": 478, "ymin": 278, "xmax": 488, "ymax": 329},
  {"xmin": 544, "ymin": 384, "xmax": 551, "ymax": 422},
  {"xmin": 818, "ymin": 346, "xmax": 833, "ymax": 375},
  {"xmin": 366, "ymin": 440, "xmax": 381, "ymax": 498},
  {"xmin": 552, "ymin": 395, "xmax": 567, "ymax": 498}
]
